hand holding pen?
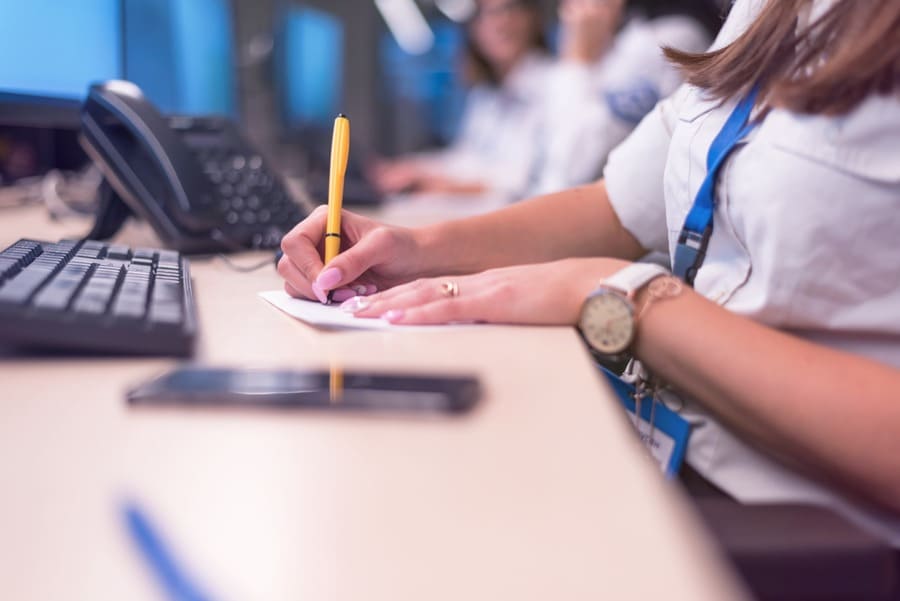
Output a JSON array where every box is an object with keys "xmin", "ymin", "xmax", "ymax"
[{"xmin": 277, "ymin": 114, "xmax": 426, "ymax": 304}]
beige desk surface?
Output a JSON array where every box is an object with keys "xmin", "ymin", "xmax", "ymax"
[{"xmin": 0, "ymin": 204, "xmax": 746, "ymax": 600}]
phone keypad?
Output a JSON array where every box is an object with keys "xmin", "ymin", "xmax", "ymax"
[{"xmin": 193, "ymin": 147, "xmax": 305, "ymax": 249}]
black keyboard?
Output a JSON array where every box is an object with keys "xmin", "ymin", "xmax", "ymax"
[{"xmin": 0, "ymin": 238, "xmax": 197, "ymax": 356}]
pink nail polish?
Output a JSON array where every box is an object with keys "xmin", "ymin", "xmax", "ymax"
[
  {"xmin": 365, "ymin": 284, "xmax": 379, "ymax": 295},
  {"xmin": 381, "ymin": 309, "xmax": 405, "ymax": 323},
  {"xmin": 331, "ymin": 288, "xmax": 357, "ymax": 303},
  {"xmin": 316, "ymin": 267, "xmax": 342, "ymax": 290},
  {"xmin": 341, "ymin": 296, "xmax": 370, "ymax": 313},
  {"xmin": 311, "ymin": 282, "xmax": 328, "ymax": 304}
]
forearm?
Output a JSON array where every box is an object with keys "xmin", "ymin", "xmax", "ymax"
[
  {"xmin": 415, "ymin": 181, "xmax": 645, "ymax": 276},
  {"xmin": 635, "ymin": 288, "xmax": 900, "ymax": 512}
]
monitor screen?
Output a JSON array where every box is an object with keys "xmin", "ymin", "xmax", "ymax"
[
  {"xmin": 0, "ymin": 0, "xmax": 122, "ymax": 100},
  {"xmin": 277, "ymin": 6, "xmax": 344, "ymax": 130},
  {"xmin": 379, "ymin": 20, "xmax": 465, "ymax": 149},
  {"xmin": 124, "ymin": 0, "xmax": 237, "ymax": 117}
]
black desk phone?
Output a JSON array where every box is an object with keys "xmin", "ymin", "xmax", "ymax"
[{"xmin": 80, "ymin": 80, "xmax": 306, "ymax": 254}]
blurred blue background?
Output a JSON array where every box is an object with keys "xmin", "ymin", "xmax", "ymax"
[
  {"xmin": 124, "ymin": 0, "xmax": 237, "ymax": 117},
  {"xmin": 0, "ymin": 0, "xmax": 122, "ymax": 100}
]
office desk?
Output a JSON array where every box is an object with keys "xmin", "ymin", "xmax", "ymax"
[{"xmin": 0, "ymin": 204, "xmax": 746, "ymax": 600}]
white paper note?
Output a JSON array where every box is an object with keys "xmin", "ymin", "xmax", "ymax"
[{"xmin": 259, "ymin": 290, "xmax": 410, "ymax": 330}]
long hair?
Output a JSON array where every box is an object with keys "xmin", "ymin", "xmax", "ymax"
[
  {"xmin": 464, "ymin": 0, "xmax": 548, "ymax": 87},
  {"xmin": 664, "ymin": 0, "xmax": 900, "ymax": 115}
]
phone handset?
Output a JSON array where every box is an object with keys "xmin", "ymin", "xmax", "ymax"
[
  {"xmin": 81, "ymin": 80, "xmax": 306, "ymax": 254},
  {"xmin": 81, "ymin": 80, "xmax": 218, "ymax": 235}
]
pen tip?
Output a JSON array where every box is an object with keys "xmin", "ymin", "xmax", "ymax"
[{"xmin": 337, "ymin": 113, "xmax": 349, "ymax": 121}]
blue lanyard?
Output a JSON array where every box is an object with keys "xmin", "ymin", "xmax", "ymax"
[{"xmin": 672, "ymin": 86, "xmax": 760, "ymax": 286}]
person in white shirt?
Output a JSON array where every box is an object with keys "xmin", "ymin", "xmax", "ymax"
[
  {"xmin": 372, "ymin": 0, "xmax": 710, "ymax": 202},
  {"xmin": 370, "ymin": 0, "xmax": 554, "ymax": 200},
  {"xmin": 280, "ymin": 0, "xmax": 900, "ymax": 545},
  {"xmin": 536, "ymin": 0, "xmax": 710, "ymax": 194}
]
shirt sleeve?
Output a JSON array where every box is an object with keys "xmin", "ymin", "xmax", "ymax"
[{"xmin": 603, "ymin": 88, "xmax": 685, "ymax": 254}]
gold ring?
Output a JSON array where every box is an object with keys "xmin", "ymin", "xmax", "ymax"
[{"xmin": 440, "ymin": 280, "xmax": 460, "ymax": 298}]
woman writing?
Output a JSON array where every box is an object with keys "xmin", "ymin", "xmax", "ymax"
[{"xmin": 280, "ymin": 0, "xmax": 900, "ymax": 543}]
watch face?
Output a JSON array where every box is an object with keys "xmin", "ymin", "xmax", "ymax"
[{"xmin": 580, "ymin": 292, "xmax": 634, "ymax": 354}]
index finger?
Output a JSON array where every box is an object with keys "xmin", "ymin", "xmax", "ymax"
[{"xmin": 280, "ymin": 205, "xmax": 328, "ymax": 284}]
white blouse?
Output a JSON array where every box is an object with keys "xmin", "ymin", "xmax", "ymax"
[{"xmin": 604, "ymin": 0, "xmax": 900, "ymax": 544}]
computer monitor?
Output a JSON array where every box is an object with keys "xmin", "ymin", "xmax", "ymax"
[
  {"xmin": 378, "ymin": 20, "xmax": 465, "ymax": 152},
  {"xmin": 0, "ymin": 0, "xmax": 123, "ymax": 128},
  {"xmin": 123, "ymin": 0, "xmax": 238, "ymax": 117},
  {"xmin": 275, "ymin": 5, "xmax": 345, "ymax": 131},
  {"xmin": 0, "ymin": 0, "xmax": 237, "ymax": 127}
]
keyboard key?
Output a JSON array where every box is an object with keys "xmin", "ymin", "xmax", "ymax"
[
  {"xmin": 106, "ymin": 245, "xmax": 131, "ymax": 260},
  {"xmin": 33, "ymin": 265, "xmax": 90, "ymax": 311},
  {"xmin": 149, "ymin": 304, "xmax": 183, "ymax": 325},
  {"xmin": 157, "ymin": 250, "xmax": 180, "ymax": 266},
  {"xmin": 0, "ymin": 270, "xmax": 55, "ymax": 304},
  {"xmin": 73, "ymin": 265, "xmax": 123, "ymax": 315},
  {"xmin": 112, "ymin": 299, "xmax": 147, "ymax": 319},
  {"xmin": 0, "ymin": 257, "xmax": 21, "ymax": 280},
  {"xmin": 133, "ymin": 248, "xmax": 156, "ymax": 261}
]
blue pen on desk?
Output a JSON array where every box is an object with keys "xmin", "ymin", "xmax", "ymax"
[{"xmin": 123, "ymin": 501, "xmax": 215, "ymax": 601}]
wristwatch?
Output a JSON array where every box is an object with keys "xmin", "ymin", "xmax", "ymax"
[{"xmin": 577, "ymin": 263, "xmax": 672, "ymax": 361}]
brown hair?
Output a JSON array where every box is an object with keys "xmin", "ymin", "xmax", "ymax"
[
  {"xmin": 464, "ymin": 0, "xmax": 548, "ymax": 87},
  {"xmin": 664, "ymin": 0, "xmax": 900, "ymax": 115}
]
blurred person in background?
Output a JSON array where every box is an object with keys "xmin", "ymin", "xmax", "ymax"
[
  {"xmin": 372, "ymin": 0, "xmax": 716, "ymax": 202},
  {"xmin": 370, "ymin": 0, "xmax": 554, "ymax": 200},
  {"xmin": 536, "ymin": 0, "xmax": 712, "ymax": 194}
]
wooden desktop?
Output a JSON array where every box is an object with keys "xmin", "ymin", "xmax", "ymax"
[{"xmin": 0, "ymin": 203, "xmax": 746, "ymax": 600}]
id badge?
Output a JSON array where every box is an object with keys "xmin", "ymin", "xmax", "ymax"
[{"xmin": 600, "ymin": 368, "xmax": 691, "ymax": 478}]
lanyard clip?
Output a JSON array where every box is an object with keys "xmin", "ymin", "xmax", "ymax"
[{"xmin": 673, "ymin": 226, "xmax": 712, "ymax": 287}]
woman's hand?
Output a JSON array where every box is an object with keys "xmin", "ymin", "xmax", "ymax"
[
  {"xmin": 278, "ymin": 206, "xmax": 426, "ymax": 304},
  {"xmin": 342, "ymin": 257, "xmax": 632, "ymax": 325},
  {"xmin": 369, "ymin": 158, "xmax": 429, "ymax": 195},
  {"xmin": 559, "ymin": 0, "xmax": 624, "ymax": 64},
  {"xmin": 370, "ymin": 159, "xmax": 487, "ymax": 196}
]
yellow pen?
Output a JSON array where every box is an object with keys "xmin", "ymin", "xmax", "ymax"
[
  {"xmin": 324, "ymin": 114, "xmax": 350, "ymax": 303},
  {"xmin": 329, "ymin": 362, "xmax": 343, "ymax": 404}
]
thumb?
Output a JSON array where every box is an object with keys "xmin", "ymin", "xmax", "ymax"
[{"xmin": 314, "ymin": 229, "xmax": 394, "ymax": 292}]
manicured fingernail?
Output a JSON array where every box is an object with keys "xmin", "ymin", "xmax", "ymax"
[
  {"xmin": 311, "ymin": 282, "xmax": 328, "ymax": 304},
  {"xmin": 331, "ymin": 288, "xmax": 357, "ymax": 303},
  {"xmin": 365, "ymin": 284, "xmax": 379, "ymax": 295},
  {"xmin": 315, "ymin": 267, "xmax": 342, "ymax": 290},
  {"xmin": 340, "ymin": 296, "xmax": 371, "ymax": 313},
  {"xmin": 381, "ymin": 309, "xmax": 405, "ymax": 323}
]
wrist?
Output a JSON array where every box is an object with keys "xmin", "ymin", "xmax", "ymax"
[
  {"xmin": 413, "ymin": 222, "xmax": 475, "ymax": 277},
  {"xmin": 577, "ymin": 263, "xmax": 677, "ymax": 360},
  {"xmin": 631, "ymin": 276, "xmax": 689, "ymax": 354}
]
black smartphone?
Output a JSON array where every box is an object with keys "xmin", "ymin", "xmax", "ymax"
[{"xmin": 126, "ymin": 367, "xmax": 480, "ymax": 415}]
